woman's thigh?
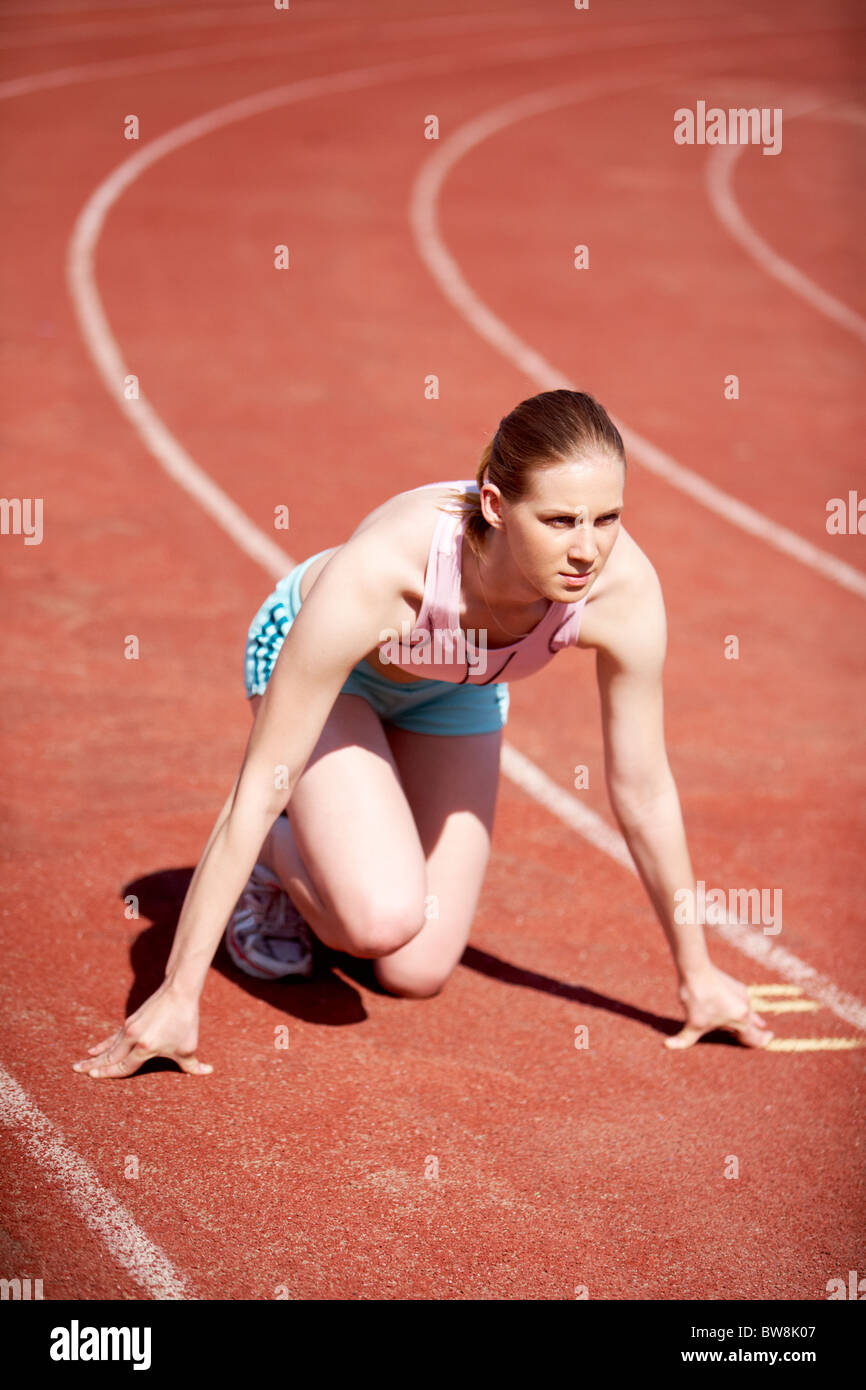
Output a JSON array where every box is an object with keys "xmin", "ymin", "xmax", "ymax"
[
  {"xmin": 248, "ymin": 690, "xmax": 429, "ymax": 955},
  {"xmin": 372, "ymin": 723, "xmax": 502, "ymax": 998}
]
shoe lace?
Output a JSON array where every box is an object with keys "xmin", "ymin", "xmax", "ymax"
[
  {"xmin": 235, "ymin": 867, "xmax": 310, "ymax": 958},
  {"xmin": 245, "ymin": 878, "xmax": 307, "ymax": 935},
  {"xmin": 241, "ymin": 875, "xmax": 281, "ymax": 914}
]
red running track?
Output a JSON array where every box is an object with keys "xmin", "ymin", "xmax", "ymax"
[{"xmin": 1, "ymin": 0, "xmax": 864, "ymax": 1299}]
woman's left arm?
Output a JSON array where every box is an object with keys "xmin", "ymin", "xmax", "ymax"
[{"xmin": 593, "ymin": 560, "xmax": 774, "ymax": 1051}]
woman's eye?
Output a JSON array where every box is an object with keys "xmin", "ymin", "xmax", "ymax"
[{"xmin": 545, "ymin": 515, "xmax": 620, "ymax": 526}]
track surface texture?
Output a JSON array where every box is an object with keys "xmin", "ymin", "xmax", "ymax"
[{"xmin": 1, "ymin": 0, "xmax": 864, "ymax": 1301}]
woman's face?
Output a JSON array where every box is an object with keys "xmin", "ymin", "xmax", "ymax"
[{"xmin": 482, "ymin": 455, "xmax": 625, "ymax": 601}]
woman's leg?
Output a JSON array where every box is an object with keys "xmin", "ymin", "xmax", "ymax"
[
  {"xmin": 371, "ymin": 724, "xmax": 502, "ymax": 999},
  {"xmin": 247, "ymin": 692, "xmax": 429, "ymax": 959}
]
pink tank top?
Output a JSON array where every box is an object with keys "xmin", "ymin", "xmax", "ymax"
[{"xmin": 376, "ymin": 480, "xmax": 587, "ymax": 684}]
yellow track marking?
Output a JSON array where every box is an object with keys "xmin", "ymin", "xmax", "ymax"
[
  {"xmin": 749, "ymin": 1000, "xmax": 821, "ymax": 1014},
  {"xmin": 745, "ymin": 986, "xmax": 866, "ymax": 1046},
  {"xmin": 748, "ymin": 984, "xmax": 806, "ymax": 997}
]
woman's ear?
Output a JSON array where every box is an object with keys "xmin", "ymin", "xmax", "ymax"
[{"xmin": 479, "ymin": 483, "xmax": 506, "ymax": 530}]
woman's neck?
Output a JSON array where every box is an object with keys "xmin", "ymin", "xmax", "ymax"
[{"xmin": 466, "ymin": 532, "xmax": 548, "ymax": 638}]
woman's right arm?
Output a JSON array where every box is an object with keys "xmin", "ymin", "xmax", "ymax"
[{"xmin": 73, "ymin": 533, "xmax": 412, "ymax": 1078}]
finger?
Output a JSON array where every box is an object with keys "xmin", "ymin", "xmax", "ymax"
[
  {"xmin": 73, "ymin": 1037, "xmax": 133, "ymax": 1072},
  {"xmin": 176, "ymin": 1055, "xmax": 213, "ymax": 1076},
  {"xmin": 73, "ymin": 1050, "xmax": 119, "ymax": 1071},
  {"xmin": 72, "ymin": 1033, "xmax": 122, "ymax": 1064},
  {"xmin": 86, "ymin": 1045, "xmax": 152, "ymax": 1079},
  {"xmin": 725, "ymin": 1012, "xmax": 775, "ymax": 1049},
  {"xmin": 664, "ymin": 1023, "xmax": 704, "ymax": 1050}
]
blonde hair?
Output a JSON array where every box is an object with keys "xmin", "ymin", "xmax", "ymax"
[{"xmin": 437, "ymin": 389, "xmax": 626, "ymax": 559}]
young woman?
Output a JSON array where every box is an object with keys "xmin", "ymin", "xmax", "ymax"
[{"xmin": 74, "ymin": 390, "xmax": 773, "ymax": 1079}]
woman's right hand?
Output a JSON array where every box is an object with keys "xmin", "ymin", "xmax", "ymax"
[{"xmin": 72, "ymin": 980, "xmax": 212, "ymax": 1079}]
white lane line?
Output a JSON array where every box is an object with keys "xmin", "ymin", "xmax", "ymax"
[
  {"xmin": 0, "ymin": 34, "xmax": 338, "ymax": 102},
  {"xmin": 707, "ymin": 919, "xmax": 866, "ymax": 1032},
  {"xmin": 408, "ymin": 81, "xmax": 866, "ymax": 601},
  {"xmin": 0, "ymin": 11, "xmax": 577, "ymax": 100},
  {"xmin": 500, "ymin": 741, "xmax": 635, "ymax": 871},
  {"xmin": 0, "ymin": 4, "xmax": 339, "ymax": 48},
  {"xmin": 0, "ymin": 5, "xmax": 419, "ymax": 100},
  {"xmin": 500, "ymin": 746, "xmax": 866, "ymax": 1034},
  {"xmin": 707, "ymin": 97, "xmax": 866, "ymax": 347},
  {"xmin": 0, "ymin": 1065, "xmax": 195, "ymax": 1299},
  {"xmin": 3, "ymin": 11, "xmax": 849, "ymax": 101},
  {"xmin": 65, "ymin": 68, "xmax": 654, "ymax": 582},
  {"xmin": 2, "ymin": 1, "xmax": 599, "ymax": 52},
  {"xmin": 0, "ymin": 6, "xmax": 610, "ymax": 102},
  {"xmin": 814, "ymin": 101, "xmax": 866, "ymax": 129},
  {"xmin": 64, "ymin": 46, "xmax": 866, "ymax": 1037}
]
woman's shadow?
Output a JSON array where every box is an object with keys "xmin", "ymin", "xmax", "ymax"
[{"xmin": 118, "ymin": 865, "xmax": 711, "ymax": 1074}]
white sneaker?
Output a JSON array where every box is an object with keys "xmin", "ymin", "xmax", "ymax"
[{"xmin": 225, "ymin": 861, "xmax": 315, "ymax": 980}]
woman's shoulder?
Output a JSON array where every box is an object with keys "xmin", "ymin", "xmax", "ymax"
[
  {"xmin": 300, "ymin": 481, "xmax": 468, "ymax": 603},
  {"xmin": 349, "ymin": 480, "xmax": 469, "ymax": 561}
]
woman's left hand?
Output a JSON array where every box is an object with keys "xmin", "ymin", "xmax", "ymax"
[{"xmin": 665, "ymin": 964, "xmax": 775, "ymax": 1050}]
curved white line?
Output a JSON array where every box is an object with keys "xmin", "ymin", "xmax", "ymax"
[
  {"xmin": 501, "ymin": 746, "xmax": 866, "ymax": 1033},
  {"xmin": 0, "ymin": 6, "xmax": 571, "ymax": 101},
  {"xmin": 0, "ymin": 1064, "xmax": 196, "ymax": 1299},
  {"xmin": 409, "ymin": 81, "xmax": 866, "ymax": 600},
  {"xmin": 707, "ymin": 98, "xmax": 866, "ymax": 346},
  {"xmin": 814, "ymin": 101, "xmax": 866, "ymax": 129},
  {"xmin": 0, "ymin": 3, "xmax": 340, "ymax": 48},
  {"xmin": 64, "ymin": 50, "xmax": 654, "ymax": 581},
  {"xmin": 0, "ymin": 31, "xmax": 339, "ymax": 102},
  {"xmin": 7, "ymin": 11, "xmax": 854, "ymax": 101},
  {"xmin": 0, "ymin": 1, "xmax": 570, "ymax": 50}
]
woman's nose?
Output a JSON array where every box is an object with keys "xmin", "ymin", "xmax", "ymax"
[{"xmin": 568, "ymin": 525, "xmax": 597, "ymax": 562}]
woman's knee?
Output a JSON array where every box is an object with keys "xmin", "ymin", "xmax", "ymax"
[
  {"xmin": 337, "ymin": 897, "xmax": 428, "ymax": 960},
  {"xmin": 373, "ymin": 957, "xmax": 453, "ymax": 999}
]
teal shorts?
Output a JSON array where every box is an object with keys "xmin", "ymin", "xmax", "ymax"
[{"xmin": 243, "ymin": 550, "xmax": 509, "ymax": 737}]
